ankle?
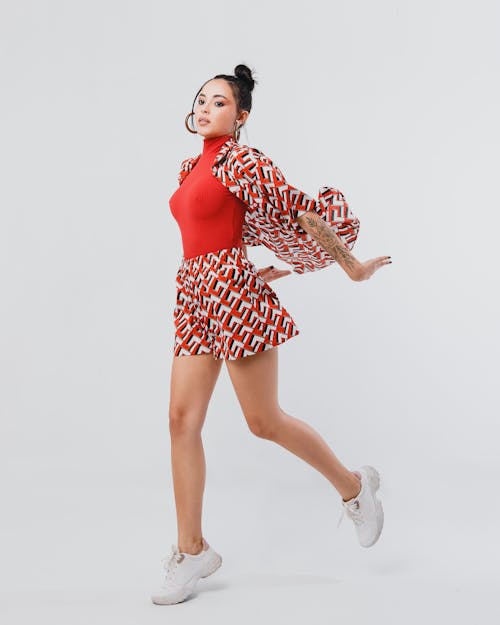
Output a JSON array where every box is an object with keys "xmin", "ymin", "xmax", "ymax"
[
  {"xmin": 341, "ymin": 471, "xmax": 362, "ymax": 502},
  {"xmin": 178, "ymin": 537, "xmax": 204, "ymax": 555}
]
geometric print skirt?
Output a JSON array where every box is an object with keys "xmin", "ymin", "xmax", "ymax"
[{"xmin": 173, "ymin": 245, "xmax": 300, "ymax": 360}]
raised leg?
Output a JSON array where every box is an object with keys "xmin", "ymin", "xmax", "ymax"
[{"xmin": 224, "ymin": 347, "xmax": 361, "ymax": 501}]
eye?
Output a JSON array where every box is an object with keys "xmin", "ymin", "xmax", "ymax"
[{"xmin": 215, "ymin": 101, "xmax": 224, "ymax": 107}]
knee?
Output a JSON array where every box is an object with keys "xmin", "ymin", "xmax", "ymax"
[
  {"xmin": 169, "ymin": 406, "xmax": 204, "ymax": 437},
  {"xmin": 246, "ymin": 411, "xmax": 281, "ymax": 439}
]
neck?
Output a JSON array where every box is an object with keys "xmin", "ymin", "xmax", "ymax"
[{"xmin": 201, "ymin": 132, "xmax": 233, "ymax": 156}]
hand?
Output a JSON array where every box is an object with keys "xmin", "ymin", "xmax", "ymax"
[
  {"xmin": 350, "ymin": 256, "xmax": 392, "ymax": 281},
  {"xmin": 257, "ymin": 265, "xmax": 292, "ymax": 283}
]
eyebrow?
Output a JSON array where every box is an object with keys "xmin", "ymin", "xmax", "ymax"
[{"xmin": 199, "ymin": 93, "xmax": 228, "ymax": 99}]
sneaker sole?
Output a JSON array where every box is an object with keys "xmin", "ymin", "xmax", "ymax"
[
  {"xmin": 360, "ymin": 465, "xmax": 384, "ymax": 547},
  {"xmin": 200, "ymin": 552, "xmax": 223, "ymax": 578},
  {"xmin": 151, "ymin": 552, "xmax": 223, "ymax": 605},
  {"xmin": 151, "ymin": 574, "xmax": 200, "ymax": 605}
]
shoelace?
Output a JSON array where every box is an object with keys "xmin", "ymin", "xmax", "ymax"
[
  {"xmin": 337, "ymin": 499, "xmax": 364, "ymax": 528},
  {"xmin": 161, "ymin": 544, "xmax": 185, "ymax": 584}
]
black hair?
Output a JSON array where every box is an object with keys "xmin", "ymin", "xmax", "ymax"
[{"xmin": 189, "ymin": 63, "xmax": 258, "ymax": 118}]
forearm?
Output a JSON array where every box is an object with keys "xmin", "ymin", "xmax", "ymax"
[{"xmin": 296, "ymin": 211, "xmax": 362, "ymax": 279}]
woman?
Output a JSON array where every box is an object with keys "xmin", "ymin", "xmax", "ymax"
[{"xmin": 152, "ymin": 64, "xmax": 391, "ymax": 605}]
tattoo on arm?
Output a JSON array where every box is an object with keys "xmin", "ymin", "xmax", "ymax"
[{"xmin": 302, "ymin": 212, "xmax": 359, "ymax": 274}]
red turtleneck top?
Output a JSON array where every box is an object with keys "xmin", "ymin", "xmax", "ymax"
[{"xmin": 169, "ymin": 133, "xmax": 248, "ymax": 259}]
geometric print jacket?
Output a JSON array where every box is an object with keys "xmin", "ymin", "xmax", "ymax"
[{"xmin": 178, "ymin": 135, "xmax": 361, "ymax": 274}]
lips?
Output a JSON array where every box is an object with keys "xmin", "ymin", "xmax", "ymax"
[{"xmin": 198, "ymin": 118, "xmax": 210, "ymax": 124}]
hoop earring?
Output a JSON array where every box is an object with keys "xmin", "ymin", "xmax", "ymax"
[
  {"xmin": 233, "ymin": 122, "xmax": 241, "ymax": 142},
  {"xmin": 184, "ymin": 112, "xmax": 197, "ymax": 134}
]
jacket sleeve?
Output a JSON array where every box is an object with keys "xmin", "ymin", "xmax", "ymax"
[
  {"xmin": 238, "ymin": 146, "xmax": 360, "ymax": 247},
  {"xmin": 177, "ymin": 155, "xmax": 200, "ymax": 186},
  {"xmin": 237, "ymin": 147, "xmax": 318, "ymax": 223}
]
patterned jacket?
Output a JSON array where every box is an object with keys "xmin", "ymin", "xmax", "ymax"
[{"xmin": 177, "ymin": 136, "xmax": 360, "ymax": 274}]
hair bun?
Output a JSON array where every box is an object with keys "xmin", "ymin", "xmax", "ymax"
[{"xmin": 234, "ymin": 64, "xmax": 256, "ymax": 91}]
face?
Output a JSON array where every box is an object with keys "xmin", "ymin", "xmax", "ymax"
[{"xmin": 193, "ymin": 78, "xmax": 249, "ymax": 139}]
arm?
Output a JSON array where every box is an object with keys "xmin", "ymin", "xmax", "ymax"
[
  {"xmin": 237, "ymin": 146, "xmax": 391, "ymax": 278},
  {"xmin": 295, "ymin": 211, "xmax": 363, "ymax": 280},
  {"xmin": 296, "ymin": 211, "xmax": 392, "ymax": 280}
]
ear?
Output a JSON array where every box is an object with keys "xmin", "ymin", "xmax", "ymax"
[{"xmin": 238, "ymin": 110, "xmax": 250, "ymax": 125}]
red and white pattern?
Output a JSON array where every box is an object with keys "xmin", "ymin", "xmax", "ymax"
[
  {"xmin": 178, "ymin": 137, "xmax": 361, "ymax": 274},
  {"xmin": 173, "ymin": 246, "xmax": 299, "ymax": 360}
]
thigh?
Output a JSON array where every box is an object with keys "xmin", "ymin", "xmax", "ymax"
[
  {"xmin": 224, "ymin": 347, "xmax": 282, "ymax": 435},
  {"xmin": 169, "ymin": 353, "xmax": 223, "ymax": 433}
]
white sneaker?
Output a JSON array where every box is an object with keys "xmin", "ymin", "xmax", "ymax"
[
  {"xmin": 151, "ymin": 537, "xmax": 222, "ymax": 605},
  {"xmin": 337, "ymin": 465, "xmax": 384, "ymax": 547}
]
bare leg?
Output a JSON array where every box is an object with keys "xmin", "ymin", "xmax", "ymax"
[
  {"xmin": 169, "ymin": 353, "xmax": 223, "ymax": 554},
  {"xmin": 225, "ymin": 347, "xmax": 361, "ymax": 501}
]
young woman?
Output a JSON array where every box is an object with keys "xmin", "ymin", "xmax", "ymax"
[{"xmin": 152, "ymin": 64, "xmax": 391, "ymax": 605}]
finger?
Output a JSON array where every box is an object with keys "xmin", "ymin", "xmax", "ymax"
[{"xmin": 266, "ymin": 270, "xmax": 290, "ymax": 282}]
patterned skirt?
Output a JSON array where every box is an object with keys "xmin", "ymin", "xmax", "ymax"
[{"xmin": 173, "ymin": 246, "xmax": 300, "ymax": 360}]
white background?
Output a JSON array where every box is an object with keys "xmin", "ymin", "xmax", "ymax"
[{"xmin": 1, "ymin": 0, "xmax": 499, "ymax": 622}]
